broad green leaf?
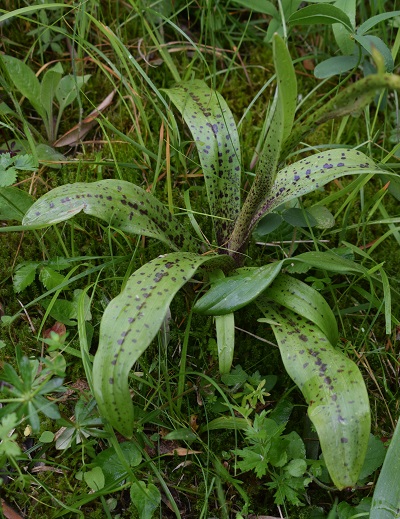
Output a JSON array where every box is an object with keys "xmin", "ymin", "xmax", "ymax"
[
  {"xmin": 358, "ymin": 434, "xmax": 386, "ymax": 480},
  {"xmin": 93, "ymin": 252, "xmax": 230, "ymax": 437},
  {"xmin": 130, "ymin": 481, "xmax": 161, "ymax": 519},
  {"xmin": 354, "ymin": 35, "xmax": 394, "ymax": 73},
  {"xmin": 1, "ymin": 55, "xmax": 46, "ymax": 119},
  {"xmin": 307, "ymin": 205, "xmax": 335, "ymax": 229},
  {"xmin": 370, "ymin": 419, "xmax": 400, "ymax": 519},
  {"xmin": 164, "ymin": 80, "xmax": 241, "ymax": 245},
  {"xmin": 84, "ymin": 466, "xmax": 105, "ymax": 491},
  {"xmin": 55, "ymin": 74, "xmax": 91, "ymax": 113},
  {"xmin": 333, "ymin": 0, "xmax": 356, "ymax": 54},
  {"xmin": 163, "ymin": 428, "xmax": 198, "ymax": 441},
  {"xmin": 357, "ymin": 10, "xmax": 400, "ymax": 36},
  {"xmin": 22, "ymin": 180, "xmax": 198, "ymax": 252},
  {"xmin": 266, "ymin": 274, "xmax": 339, "ymax": 346},
  {"xmin": 230, "ymin": 0, "xmax": 279, "ymax": 17},
  {"xmin": 314, "ymin": 54, "xmax": 359, "ymax": 79},
  {"xmin": 253, "ymin": 148, "xmax": 380, "ymax": 226},
  {"xmin": 0, "ymin": 168, "xmax": 17, "ymax": 187},
  {"xmin": 289, "ymin": 4, "xmax": 353, "ymax": 32},
  {"xmin": 282, "ymin": 208, "xmax": 317, "ymax": 228},
  {"xmin": 94, "ymin": 442, "xmax": 142, "ymax": 486},
  {"xmin": 258, "ymin": 305, "xmax": 370, "ymax": 490},
  {"xmin": 193, "ymin": 260, "xmax": 284, "ymax": 315}
]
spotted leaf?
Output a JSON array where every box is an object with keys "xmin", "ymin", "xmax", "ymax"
[
  {"xmin": 22, "ymin": 180, "xmax": 197, "ymax": 252},
  {"xmin": 253, "ymin": 148, "xmax": 380, "ymax": 227},
  {"xmin": 93, "ymin": 252, "xmax": 230, "ymax": 438},
  {"xmin": 258, "ymin": 304, "xmax": 370, "ymax": 490},
  {"xmin": 164, "ymin": 80, "xmax": 241, "ymax": 246}
]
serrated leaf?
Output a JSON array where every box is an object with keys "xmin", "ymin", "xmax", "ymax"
[
  {"xmin": 42, "ymin": 299, "xmax": 77, "ymax": 326},
  {"xmin": 0, "ymin": 168, "xmax": 17, "ymax": 187},
  {"xmin": 164, "ymin": 80, "xmax": 241, "ymax": 245},
  {"xmin": 22, "ymin": 180, "xmax": 197, "ymax": 252},
  {"xmin": 39, "ymin": 266, "xmax": 65, "ymax": 290},
  {"xmin": 253, "ymin": 148, "xmax": 379, "ymax": 226},
  {"xmin": 93, "ymin": 252, "xmax": 229, "ymax": 437},
  {"xmin": 266, "ymin": 274, "xmax": 339, "ymax": 346},
  {"xmin": 258, "ymin": 304, "xmax": 370, "ymax": 490},
  {"xmin": 13, "ymin": 154, "xmax": 37, "ymax": 171},
  {"xmin": 13, "ymin": 262, "xmax": 38, "ymax": 292},
  {"xmin": 194, "ymin": 261, "xmax": 284, "ymax": 315},
  {"xmin": 289, "ymin": 4, "xmax": 353, "ymax": 32}
]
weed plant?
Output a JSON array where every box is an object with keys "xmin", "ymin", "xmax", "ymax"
[{"xmin": 0, "ymin": 2, "xmax": 400, "ymax": 518}]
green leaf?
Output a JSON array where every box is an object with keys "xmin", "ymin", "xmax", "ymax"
[
  {"xmin": 130, "ymin": 481, "xmax": 161, "ymax": 519},
  {"xmin": 286, "ymin": 458, "xmax": 307, "ymax": 477},
  {"xmin": 13, "ymin": 262, "xmax": 38, "ymax": 292},
  {"xmin": 293, "ymin": 250, "xmax": 367, "ymax": 275},
  {"xmin": 228, "ymin": 34, "xmax": 297, "ymax": 253},
  {"xmin": 354, "ymin": 34, "xmax": 394, "ymax": 73},
  {"xmin": 163, "ymin": 428, "xmax": 197, "ymax": 441},
  {"xmin": 39, "ymin": 266, "xmax": 65, "ymax": 290},
  {"xmin": 42, "ymin": 299, "xmax": 77, "ymax": 326},
  {"xmin": 314, "ymin": 54, "xmax": 359, "ymax": 79},
  {"xmin": 39, "ymin": 431, "xmax": 55, "ymax": 443},
  {"xmin": 40, "ymin": 64, "xmax": 63, "ymax": 119},
  {"xmin": 282, "ymin": 208, "xmax": 318, "ymax": 228},
  {"xmin": 13, "ymin": 154, "xmax": 37, "ymax": 171},
  {"xmin": 333, "ymin": 0, "xmax": 356, "ymax": 54},
  {"xmin": 1, "ymin": 55, "xmax": 46, "ymax": 119},
  {"xmin": 230, "ymin": 0, "xmax": 279, "ymax": 17},
  {"xmin": 0, "ymin": 168, "xmax": 17, "ymax": 187},
  {"xmin": 253, "ymin": 148, "xmax": 379, "ymax": 226},
  {"xmin": 221, "ymin": 365, "xmax": 248, "ymax": 386},
  {"xmin": 266, "ymin": 274, "xmax": 339, "ymax": 346},
  {"xmin": 357, "ymin": 10, "xmax": 400, "ymax": 36},
  {"xmin": 163, "ymin": 80, "xmax": 241, "ymax": 246},
  {"xmin": 358, "ymin": 434, "xmax": 386, "ymax": 480},
  {"xmin": 370, "ymin": 419, "xmax": 400, "ymax": 519},
  {"xmin": 55, "ymin": 74, "xmax": 91, "ymax": 113},
  {"xmin": 84, "ymin": 466, "xmax": 105, "ymax": 491},
  {"xmin": 289, "ymin": 4, "xmax": 353, "ymax": 32},
  {"xmin": 22, "ymin": 180, "xmax": 197, "ymax": 252},
  {"xmin": 94, "ymin": 442, "xmax": 142, "ymax": 485},
  {"xmin": 308, "ymin": 205, "xmax": 335, "ymax": 229},
  {"xmin": 258, "ymin": 304, "xmax": 370, "ymax": 490},
  {"xmin": 194, "ymin": 261, "xmax": 284, "ymax": 315},
  {"xmin": 93, "ymin": 252, "xmax": 229, "ymax": 437},
  {"xmin": 215, "ymin": 312, "xmax": 235, "ymax": 374}
]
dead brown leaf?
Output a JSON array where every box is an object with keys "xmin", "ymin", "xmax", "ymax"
[{"xmin": 54, "ymin": 89, "xmax": 116, "ymax": 147}]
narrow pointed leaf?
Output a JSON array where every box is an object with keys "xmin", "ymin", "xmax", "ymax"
[
  {"xmin": 22, "ymin": 180, "xmax": 197, "ymax": 252},
  {"xmin": 267, "ymin": 275, "xmax": 339, "ymax": 346},
  {"xmin": 194, "ymin": 261, "xmax": 284, "ymax": 315},
  {"xmin": 357, "ymin": 10, "xmax": 400, "ymax": 36},
  {"xmin": 164, "ymin": 80, "xmax": 241, "ymax": 245},
  {"xmin": 253, "ymin": 148, "xmax": 379, "ymax": 226},
  {"xmin": 93, "ymin": 252, "xmax": 230, "ymax": 437},
  {"xmin": 370, "ymin": 418, "xmax": 400, "ymax": 519},
  {"xmin": 215, "ymin": 313, "xmax": 235, "ymax": 374},
  {"xmin": 258, "ymin": 305, "xmax": 370, "ymax": 489},
  {"xmin": 289, "ymin": 4, "xmax": 353, "ymax": 32}
]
